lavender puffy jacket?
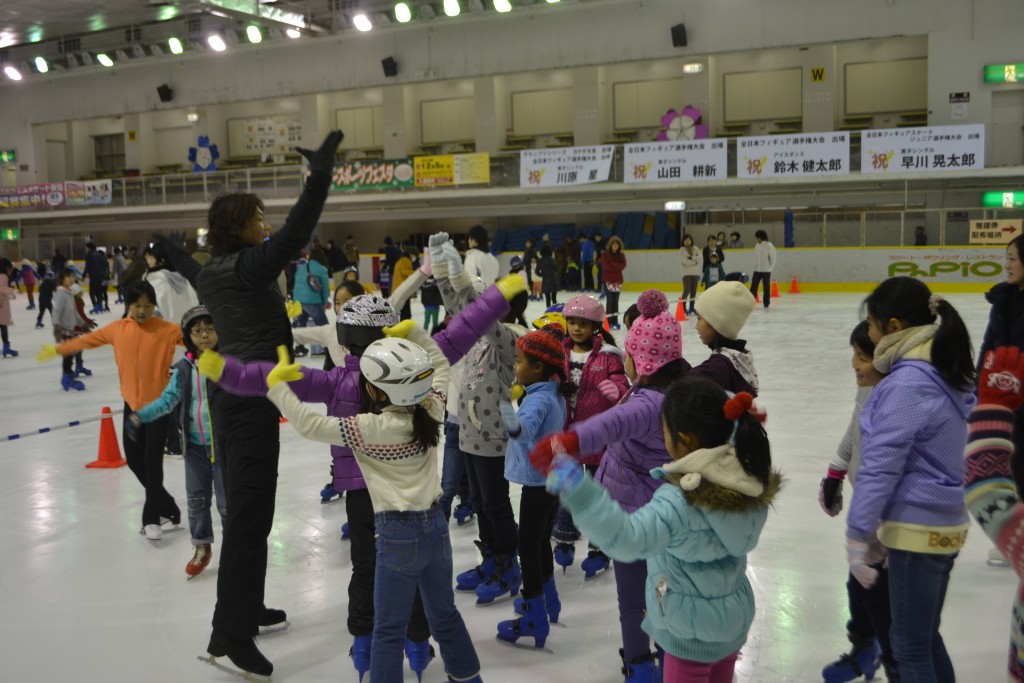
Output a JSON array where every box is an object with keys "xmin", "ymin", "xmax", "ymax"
[
  {"xmin": 572, "ymin": 385, "xmax": 674, "ymax": 512},
  {"xmin": 216, "ymin": 285, "xmax": 510, "ymax": 492}
]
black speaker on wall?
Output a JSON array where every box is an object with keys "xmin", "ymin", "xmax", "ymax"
[
  {"xmin": 157, "ymin": 84, "xmax": 174, "ymax": 103},
  {"xmin": 670, "ymin": 23, "xmax": 688, "ymax": 48},
  {"xmin": 382, "ymin": 57, "xmax": 398, "ymax": 78}
]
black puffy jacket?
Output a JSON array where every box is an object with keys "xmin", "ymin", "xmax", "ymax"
[
  {"xmin": 979, "ymin": 282, "xmax": 1024, "ymax": 374},
  {"xmin": 195, "ymin": 172, "xmax": 331, "ymax": 363}
]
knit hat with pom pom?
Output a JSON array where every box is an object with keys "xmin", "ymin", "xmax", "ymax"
[{"xmin": 624, "ymin": 290, "xmax": 683, "ymax": 377}]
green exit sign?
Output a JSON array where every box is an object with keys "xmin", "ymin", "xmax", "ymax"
[
  {"xmin": 0, "ymin": 228, "xmax": 20, "ymax": 240},
  {"xmin": 982, "ymin": 191, "xmax": 1024, "ymax": 209},
  {"xmin": 984, "ymin": 64, "xmax": 1024, "ymax": 83},
  {"xmin": 0, "ymin": 149, "xmax": 15, "ymax": 163}
]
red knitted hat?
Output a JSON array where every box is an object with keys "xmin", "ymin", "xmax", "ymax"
[{"xmin": 517, "ymin": 328, "xmax": 566, "ymax": 369}]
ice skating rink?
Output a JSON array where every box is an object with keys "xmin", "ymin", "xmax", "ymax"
[{"xmin": 0, "ymin": 289, "xmax": 1015, "ymax": 683}]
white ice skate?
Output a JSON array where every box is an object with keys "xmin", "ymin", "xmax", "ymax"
[
  {"xmin": 142, "ymin": 524, "xmax": 162, "ymax": 541},
  {"xmin": 988, "ymin": 546, "xmax": 1010, "ymax": 567}
]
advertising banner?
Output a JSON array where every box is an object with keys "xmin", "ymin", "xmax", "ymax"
[
  {"xmin": 737, "ymin": 132, "xmax": 850, "ymax": 179},
  {"xmin": 65, "ymin": 180, "xmax": 113, "ymax": 206},
  {"xmin": 0, "ymin": 182, "xmax": 66, "ymax": 210},
  {"xmin": 520, "ymin": 145, "xmax": 614, "ymax": 188},
  {"xmin": 861, "ymin": 124, "xmax": 985, "ymax": 174},
  {"xmin": 969, "ymin": 219, "xmax": 1021, "ymax": 245},
  {"xmin": 414, "ymin": 153, "xmax": 491, "ymax": 187},
  {"xmin": 453, "ymin": 153, "xmax": 490, "ymax": 185},
  {"xmin": 330, "ymin": 159, "xmax": 415, "ymax": 191},
  {"xmin": 623, "ymin": 140, "xmax": 727, "ymax": 183}
]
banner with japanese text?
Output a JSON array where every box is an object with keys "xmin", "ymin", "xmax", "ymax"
[
  {"xmin": 969, "ymin": 219, "xmax": 1021, "ymax": 245},
  {"xmin": 0, "ymin": 182, "xmax": 66, "ymax": 210},
  {"xmin": 520, "ymin": 146, "xmax": 614, "ymax": 188},
  {"xmin": 623, "ymin": 140, "xmax": 727, "ymax": 184},
  {"xmin": 737, "ymin": 133, "xmax": 850, "ymax": 179},
  {"xmin": 329, "ymin": 159, "xmax": 415, "ymax": 191},
  {"xmin": 861, "ymin": 124, "xmax": 985, "ymax": 174},
  {"xmin": 64, "ymin": 180, "xmax": 112, "ymax": 206},
  {"xmin": 414, "ymin": 153, "xmax": 490, "ymax": 187}
]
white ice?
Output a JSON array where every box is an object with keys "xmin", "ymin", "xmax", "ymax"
[{"xmin": 0, "ymin": 289, "xmax": 1015, "ymax": 683}]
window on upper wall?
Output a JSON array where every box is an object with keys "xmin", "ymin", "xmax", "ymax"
[{"xmin": 94, "ymin": 133, "xmax": 126, "ymax": 174}]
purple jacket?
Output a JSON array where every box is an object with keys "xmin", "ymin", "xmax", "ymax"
[
  {"xmin": 564, "ymin": 335, "xmax": 630, "ymax": 465},
  {"xmin": 572, "ymin": 385, "xmax": 672, "ymax": 512},
  {"xmin": 848, "ymin": 359, "xmax": 975, "ymax": 541},
  {"xmin": 216, "ymin": 285, "xmax": 510, "ymax": 492},
  {"xmin": 688, "ymin": 352, "xmax": 757, "ymax": 396}
]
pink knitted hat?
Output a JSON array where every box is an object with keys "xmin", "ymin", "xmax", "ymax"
[{"xmin": 624, "ymin": 290, "xmax": 683, "ymax": 376}]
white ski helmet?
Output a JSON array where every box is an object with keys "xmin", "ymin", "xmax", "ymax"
[
  {"xmin": 337, "ymin": 294, "xmax": 399, "ymax": 351},
  {"xmin": 359, "ymin": 337, "xmax": 435, "ymax": 406}
]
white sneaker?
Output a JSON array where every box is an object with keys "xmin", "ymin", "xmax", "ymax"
[
  {"xmin": 144, "ymin": 524, "xmax": 163, "ymax": 541},
  {"xmin": 988, "ymin": 546, "xmax": 1009, "ymax": 567}
]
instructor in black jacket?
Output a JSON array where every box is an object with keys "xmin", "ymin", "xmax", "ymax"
[{"xmin": 194, "ymin": 130, "xmax": 343, "ymax": 677}]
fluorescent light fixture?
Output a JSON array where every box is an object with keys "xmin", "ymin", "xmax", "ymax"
[
  {"xmin": 395, "ymin": 2, "xmax": 412, "ymax": 22},
  {"xmin": 246, "ymin": 25, "xmax": 263, "ymax": 43},
  {"xmin": 664, "ymin": 200, "xmax": 687, "ymax": 211},
  {"xmin": 443, "ymin": 0, "xmax": 461, "ymax": 17},
  {"xmin": 97, "ymin": 53, "xmax": 114, "ymax": 67},
  {"xmin": 208, "ymin": 34, "xmax": 227, "ymax": 51},
  {"xmin": 683, "ymin": 63, "xmax": 703, "ymax": 74},
  {"xmin": 34, "ymin": 56, "xmax": 48, "ymax": 73},
  {"xmin": 353, "ymin": 13, "xmax": 372, "ymax": 31},
  {"xmin": 168, "ymin": 37, "xmax": 184, "ymax": 54},
  {"xmin": 3, "ymin": 65, "xmax": 22, "ymax": 81},
  {"xmin": 286, "ymin": 27, "xmax": 301, "ymax": 38},
  {"xmin": 187, "ymin": 112, "xmax": 200, "ymax": 123},
  {"xmin": 546, "ymin": 0, "xmax": 560, "ymax": 3},
  {"xmin": 493, "ymin": 0, "xmax": 511, "ymax": 11}
]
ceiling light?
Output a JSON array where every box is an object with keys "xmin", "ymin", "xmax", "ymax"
[
  {"xmin": 168, "ymin": 37, "xmax": 184, "ymax": 54},
  {"xmin": 353, "ymin": 13, "xmax": 372, "ymax": 31},
  {"xmin": 3, "ymin": 65, "xmax": 22, "ymax": 81},
  {"xmin": 395, "ymin": 2, "xmax": 412, "ymax": 22},
  {"xmin": 246, "ymin": 25, "xmax": 263, "ymax": 43},
  {"xmin": 187, "ymin": 112, "xmax": 200, "ymax": 123},
  {"xmin": 546, "ymin": 0, "xmax": 560, "ymax": 3},
  {"xmin": 682, "ymin": 63, "xmax": 703, "ymax": 74},
  {"xmin": 208, "ymin": 34, "xmax": 227, "ymax": 51},
  {"xmin": 34, "ymin": 57, "xmax": 48, "ymax": 73},
  {"xmin": 444, "ymin": 0, "xmax": 461, "ymax": 17},
  {"xmin": 97, "ymin": 53, "xmax": 114, "ymax": 67},
  {"xmin": 286, "ymin": 27, "xmax": 301, "ymax": 38},
  {"xmin": 493, "ymin": 0, "xmax": 511, "ymax": 11}
]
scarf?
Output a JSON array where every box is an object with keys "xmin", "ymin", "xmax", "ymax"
[{"xmin": 872, "ymin": 324, "xmax": 937, "ymax": 375}]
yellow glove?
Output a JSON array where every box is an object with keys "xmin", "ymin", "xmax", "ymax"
[
  {"xmin": 511, "ymin": 383, "xmax": 525, "ymax": 402},
  {"xmin": 267, "ymin": 345, "xmax": 304, "ymax": 389},
  {"xmin": 37, "ymin": 344, "xmax": 60, "ymax": 363},
  {"xmin": 383, "ymin": 319, "xmax": 414, "ymax": 339},
  {"xmin": 496, "ymin": 274, "xmax": 527, "ymax": 301},
  {"xmin": 285, "ymin": 299, "xmax": 302, "ymax": 319},
  {"xmin": 197, "ymin": 349, "xmax": 227, "ymax": 382}
]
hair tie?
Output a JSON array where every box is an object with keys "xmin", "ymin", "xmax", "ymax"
[
  {"xmin": 724, "ymin": 392, "xmax": 754, "ymax": 444},
  {"xmin": 928, "ymin": 294, "xmax": 943, "ymax": 317}
]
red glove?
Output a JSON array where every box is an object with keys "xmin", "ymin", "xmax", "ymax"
[
  {"xmin": 529, "ymin": 431, "xmax": 580, "ymax": 475},
  {"xmin": 980, "ymin": 347, "xmax": 1024, "ymax": 411}
]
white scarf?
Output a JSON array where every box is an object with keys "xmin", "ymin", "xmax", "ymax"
[{"xmin": 872, "ymin": 324, "xmax": 937, "ymax": 375}]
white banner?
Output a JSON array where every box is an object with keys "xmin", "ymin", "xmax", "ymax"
[
  {"xmin": 520, "ymin": 145, "xmax": 614, "ymax": 188},
  {"xmin": 861, "ymin": 124, "xmax": 985, "ymax": 174},
  {"xmin": 737, "ymin": 132, "xmax": 850, "ymax": 179},
  {"xmin": 64, "ymin": 180, "xmax": 112, "ymax": 206},
  {"xmin": 623, "ymin": 140, "xmax": 727, "ymax": 184}
]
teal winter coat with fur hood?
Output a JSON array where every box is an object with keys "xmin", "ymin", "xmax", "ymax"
[{"xmin": 559, "ymin": 443, "xmax": 782, "ymax": 664}]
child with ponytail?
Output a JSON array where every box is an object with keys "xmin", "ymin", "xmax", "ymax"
[
  {"xmin": 494, "ymin": 326, "xmax": 572, "ymax": 649},
  {"xmin": 541, "ymin": 377, "xmax": 780, "ymax": 683},
  {"xmin": 530, "ymin": 289, "xmax": 689, "ymax": 682},
  {"xmin": 552, "ymin": 294, "xmax": 629, "ymax": 575},
  {"xmin": 848, "ymin": 276, "xmax": 976, "ymax": 682}
]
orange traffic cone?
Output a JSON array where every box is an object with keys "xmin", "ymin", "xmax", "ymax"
[
  {"xmin": 789, "ymin": 275, "xmax": 801, "ymax": 294},
  {"xmin": 603, "ymin": 316, "xmax": 610, "ymax": 333},
  {"xmin": 86, "ymin": 406, "xmax": 127, "ymax": 469},
  {"xmin": 675, "ymin": 298, "xmax": 688, "ymax": 322},
  {"xmin": 771, "ymin": 280, "xmax": 780, "ymax": 298}
]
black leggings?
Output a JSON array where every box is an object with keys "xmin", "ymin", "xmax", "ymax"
[
  {"xmin": 606, "ymin": 290, "xmax": 621, "ymax": 324},
  {"xmin": 0, "ymin": 324, "xmax": 7, "ymax": 344},
  {"xmin": 518, "ymin": 486, "xmax": 559, "ymax": 598},
  {"xmin": 682, "ymin": 276, "xmax": 699, "ymax": 305},
  {"xmin": 464, "ymin": 452, "xmax": 517, "ymax": 558},
  {"xmin": 847, "ymin": 563, "xmax": 894, "ymax": 666},
  {"xmin": 750, "ymin": 272, "xmax": 771, "ymax": 307},
  {"xmin": 122, "ymin": 405, "xmax": 179, "ymax": 526},
  {"xmin": 544, "ymin": 291, "xmax": 557, "ymax": 308}
]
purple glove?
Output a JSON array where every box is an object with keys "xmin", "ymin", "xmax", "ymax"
[
  {"xmin": 546, "ymin": 453, "xmax": 585, "ymax": 497},
  {"xmin": 598, "ymin": 379, "xmax": 621, "ymax": 403},
  {"xmin": 846, "ymin": 537, "xmax": 886, "ymax": 588}
]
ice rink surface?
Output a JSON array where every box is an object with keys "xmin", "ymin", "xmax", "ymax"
[{"xmin": 0, "ymin": 288, "xmax": 1016, "ymax": 683}]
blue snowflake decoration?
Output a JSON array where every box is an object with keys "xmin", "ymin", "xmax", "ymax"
[{"xmin": 188, "ymin": 135, "xmax": 220, "ymax": 172}]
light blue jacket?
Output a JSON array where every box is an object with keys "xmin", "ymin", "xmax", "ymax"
[
  {"xmin": 561, "ymin": 463, "xmax": 778, "ymax": 663},
  {"xmin": 504, "ymin": 381, "xmax": 566, "ymax": 487},
  {"xmin": 292, "ymin": 259, "xmax": 330, "ymax": 305},
  {"xmin": 135, "ymin": 355, "xmax": 214, "ymax": 446}
]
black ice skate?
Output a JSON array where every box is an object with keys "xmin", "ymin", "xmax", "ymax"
[
  {"xmin": 257, "ymin": 608, "xmax": 291, "ymax": 636},
  {"xmin": 198, "ymin": 631, "xmax": 273, "ymax": 682}
]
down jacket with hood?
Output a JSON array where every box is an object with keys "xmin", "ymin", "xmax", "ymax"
[
  {"xmin": 564, "ymin": 334, "xmax": 629, "ymax": 465},
  {"xmin": 559, "ymin": 446, "xmax": 781, "ymax": 664}
]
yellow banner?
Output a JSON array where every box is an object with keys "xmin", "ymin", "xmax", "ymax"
[
  {"xmin": 454, "ymin": 153, "xmax": 490, "ymax": 185},
  {"xmin": 414, "ymin": 155, "xmax": 455, "ymax": 186}
]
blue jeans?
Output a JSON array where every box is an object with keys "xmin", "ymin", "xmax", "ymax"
[
  {"xmin": 439, "ymin": 421, "xmax": 470, "ymax": 520},
  {"xmin": 372, "ymin": 507, "xmax": 481, "ymax": 683},
  {"xmin": 185, "ymin": 441, "xmax": 227, "ymax": 546},
  {"xmin": 300, "ymin": 303, "xmax": 329, "ymax": 355},
  {"xmin": 887, "ymin": 549, "xmax": 958, "ymax": 683}
]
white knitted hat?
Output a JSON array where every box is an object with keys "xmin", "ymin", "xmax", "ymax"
[{"xmin": 694, "ymin": 281, "xmax": 755, "ymax": 340}]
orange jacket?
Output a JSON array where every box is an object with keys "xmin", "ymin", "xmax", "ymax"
[{"xmin": 59, "ymin": 317, "xmax": 184, "ymax": 411}]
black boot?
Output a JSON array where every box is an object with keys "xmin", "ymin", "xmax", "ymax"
[{"xmin": 207, "ymin": 631, "xmax": 273, "ymax": 677}]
